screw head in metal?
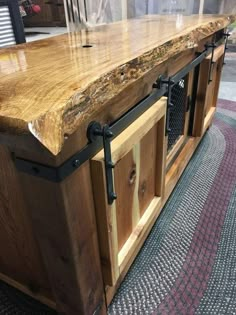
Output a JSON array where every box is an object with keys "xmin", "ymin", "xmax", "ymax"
[
  {"xmin": 105, "ymin": 130, "xmax": 113, "ymax": 138},
  {"xmin": 110, "ymin": 192, "xmax": 117, "ymax": 200},
  {"xmin": 73, "ymin": 159, "xmax": 80, "ymax": 167},
  {"xmin": 107, "ymin": 161, "xmax": 115, "ymax": 168}
]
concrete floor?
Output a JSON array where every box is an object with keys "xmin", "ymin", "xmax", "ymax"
[
  {"xmin": 25, "ymin": 27, "xmax": 68, "ymax": 42},
  {"xmin": 219, "ymin": 52, "xmax": 236, "ymax": 101}
]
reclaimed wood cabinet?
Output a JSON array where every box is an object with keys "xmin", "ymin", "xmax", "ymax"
[{"xmin": 0, "ymin": 14, "xmax": 235, "ymax": 315}]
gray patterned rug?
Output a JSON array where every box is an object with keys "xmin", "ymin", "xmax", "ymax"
[{"xmin": 0, "ymin": 99, "xmax": 235, "ymax": 314}]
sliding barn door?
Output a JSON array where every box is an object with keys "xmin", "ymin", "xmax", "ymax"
[{"xmin": 91, "ymin": 98, "xmax": 167, "ymax": 285}]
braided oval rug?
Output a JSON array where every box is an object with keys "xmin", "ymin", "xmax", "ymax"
[{"xmin": 0, "ymin": 99, "xmax": 235, "ymax": 315}]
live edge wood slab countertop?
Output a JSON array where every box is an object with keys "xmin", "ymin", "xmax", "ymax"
[{"xmin": 0, "ymin": 15, "xmax": 235, "ymax": 156}]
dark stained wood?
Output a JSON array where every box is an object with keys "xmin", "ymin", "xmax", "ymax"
[
  {"xmin": 18, "ymin": 161, "xmax": 105, "ymax": 315},
  {"xmin": 0, "ymin": 15, "xmax": 235, "ymax": 155},
  {"xmin": 0, "ymin": 144, "xmax": 54, "ymax": 307},
  {"xmin": 23, "ymin": 0, "xmax": 66, "ymax": 27}
]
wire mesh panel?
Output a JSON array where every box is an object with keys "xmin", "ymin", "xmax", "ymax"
[{"xmin": 167, "ymin": 77, "xmax": 187, "ymax": 152}]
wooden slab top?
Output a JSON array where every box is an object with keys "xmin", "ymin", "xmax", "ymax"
[{"xmin": 0, "ymin": 14, "xmax": 235, "ymax": 155}]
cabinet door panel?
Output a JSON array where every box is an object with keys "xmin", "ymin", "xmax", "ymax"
[
  {"xmin": 91, "ymin": 98, "xmax": 166, "ymax": 285},
  {"xmin": 193, "ymin": 44, "xmax": 225, "ymax": 136}
]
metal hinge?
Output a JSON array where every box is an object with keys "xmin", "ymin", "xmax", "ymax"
[{"xmin": 87, "ymin": 122, "xmax": 117, "ymax": 205}]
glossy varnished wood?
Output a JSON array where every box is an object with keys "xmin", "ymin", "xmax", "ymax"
[{"xmin": 0, "ymin": 15, "xmax": 235, "ymax": 155}]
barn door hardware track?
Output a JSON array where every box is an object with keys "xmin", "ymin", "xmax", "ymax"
[{"xmin": 14, "ymin": 44, "xmax": 216, "ymax": 182}]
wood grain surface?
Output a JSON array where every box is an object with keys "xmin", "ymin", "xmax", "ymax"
[
  {"xmin": 91, "ymin": 98, "xmax": 166, "ymax": 285},
  {"xmin": 0, "ymin": 144, "xmax": 54, "ymax": 306},
  {"xmin": 19, "ymin": 161, "xmax": 105, "ymax": 314},
  {"xmin": 0, "ymin": 15, "xmax": 235, "ymax": 155}
]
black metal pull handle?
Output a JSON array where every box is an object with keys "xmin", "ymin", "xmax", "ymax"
[
  {"xmin": 88, "ymin": 122, "xmax": 117, "ymax": 205},
  {"xmin": 205, "ymin": 41, "xmax": 217, "ymax": 84}
]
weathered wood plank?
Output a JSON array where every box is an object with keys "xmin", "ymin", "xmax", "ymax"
[
  {"xmin": 193, "ymin": 44, "xmax": 225, "ymax": 136},
  {"xmin": 139, "ymin": 127, "xmax": 157, "ymax": 217},
  {"xmin": 0, "ymin": 144, "xmax": 53, "ymax": 305},
  {"xmin": 18, "ymin": 162, "xmax": 105, "ymax": 315},
  {"xmin": 91, "ymin": 98, "xmax": 166, "ymax": 287},
  {"xmin": 0, "ymin": 15, "xmax": 235, "ymax": 155},
  {"xmin": 114, "ymin": 150, "xmax": 136, "ymax": 251}
]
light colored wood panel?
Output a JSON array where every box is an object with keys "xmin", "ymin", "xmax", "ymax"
[
  {"xmin": 91, "ymin": 159, "xmax": 119, "ymax": 286},
  {"xmin": 94, "ymin": 98, "xmax": 167, "ymax": 163},
  {"xmin": 131, "ymin": 143, "xmax": 141, "ymax": 230},
  {"xmin": 0, "ymin": 15, "xmax": 234, "ymax": 154},
  {"xmin": 114, "ymin": 150, "xmax": 136, "ymax": 251},
  {"xmin": 118, "ymin": 197, "xmax": 162, "ymax": 271},
  {"xmin": 138, "ymin": 126, "xmax": 157, "ymax": 217},
  {"xmin": 91, "ymin": 97, "xmax": 166, "ymax": 287},
  {"xmin": 106, "ymin": 197, "xmax": 163, "ymax": 305},
  {"xmin": 204, "ymin": 108, "xmax": 216, "ymax": 130},
  {"xmin": 155, "ymin": 116, "xmax": 167, "ymax": 197}
]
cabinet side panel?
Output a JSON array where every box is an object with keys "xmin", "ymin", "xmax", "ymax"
[{"xmin": 0, "ymin": 144, "xmax": 53, "ymax": 304}]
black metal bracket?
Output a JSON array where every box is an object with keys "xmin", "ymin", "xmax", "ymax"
[
  {"xmin": 87, "ymin": 122, "xmax": 117, "ymax": 205},
  {"xmin": 222, "ymin": 31, "xmax": 230, "ymax": 65},
  {"xmin": 14, "ymin": 42, "xmax": 215, "ymax": 183}
]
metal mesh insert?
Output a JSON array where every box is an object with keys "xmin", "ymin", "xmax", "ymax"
[{"xmin": 167, "ymin": 77, "xmax": 187, "ymax": 152}]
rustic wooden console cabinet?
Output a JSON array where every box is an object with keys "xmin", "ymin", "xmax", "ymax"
[{"xmin": 0, "ymin": 14, "xmax": 235, "ymax": 315}]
